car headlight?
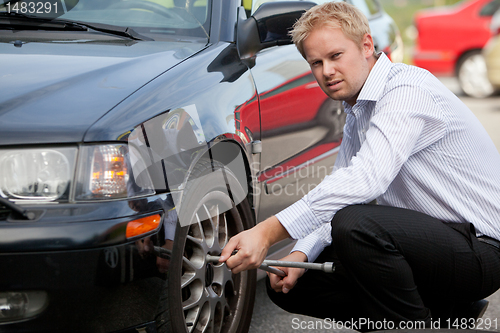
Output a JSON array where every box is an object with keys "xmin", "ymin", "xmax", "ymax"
[
  {"xmin": 0, "ymin": 148, "xmax": 77, "ymax": 202},
  {"xmin": 0, "ymin": 144, "xmax": 155, "ymax": 203}
]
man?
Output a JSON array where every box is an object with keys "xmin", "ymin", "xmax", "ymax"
[{"xmin": 220, "ymin": 2, "xmax": 500, "ymax": 329}]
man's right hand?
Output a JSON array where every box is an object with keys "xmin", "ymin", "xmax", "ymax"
[
  {"xmin": 219, "ymin": 225, "xmax": 270, "ymax": 274},
  {"xmin": 268, "ymin": 251, "xmax": 308, "ymax": 294},
  {"xmin": 219, "ymin": 215, "xmax": 290, "ymax": 274}
]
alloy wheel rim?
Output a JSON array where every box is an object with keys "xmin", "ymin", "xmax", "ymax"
[
  {"xmin": 180, "ymin": 191, "xmax": 247, "ymax": 333},
  {"xmin": 459, "ymin": 53, "xmax": 494, "ymax": 98}
]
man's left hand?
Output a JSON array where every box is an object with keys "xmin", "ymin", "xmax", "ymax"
[{"xmin": 268, "ymin": 251, "xmax": 308, "ymax": 293}]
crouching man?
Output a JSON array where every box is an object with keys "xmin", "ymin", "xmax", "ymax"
[{"xmin": 220, "ymin": 2, "xmax": 500, "ymax": 330}]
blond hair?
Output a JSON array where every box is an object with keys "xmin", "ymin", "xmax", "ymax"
[{"xmin": 291, "ymin": 2, "xmax": 371, "ymax": 58}]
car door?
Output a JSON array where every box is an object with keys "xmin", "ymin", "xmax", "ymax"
[{"xmin": 248, "ymin": 0, "xmax": 345, "ymax": 225}]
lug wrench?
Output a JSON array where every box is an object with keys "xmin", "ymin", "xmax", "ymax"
[
  {"xmin": 154, "ymin": 246, "xmax": 335, "ymax": 277},
  {"xmin": 206, "ymin": 253, "xmax": 335, "ymax": 277}
]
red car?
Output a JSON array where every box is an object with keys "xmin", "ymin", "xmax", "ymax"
[{"xmin": 413, "ymin": 0, "xmax": 500, "ymax": 97}]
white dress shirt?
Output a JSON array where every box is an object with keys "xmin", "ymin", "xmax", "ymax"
[{"xmin": 276, "ymin": 53, "xmax": 500, "ymax": 262}]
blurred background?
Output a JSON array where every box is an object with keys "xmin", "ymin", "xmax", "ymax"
[
  {"xmin": 381, "ymin": 0, "xmax": 465, "ymax": 64},
  {"xmin": 381, "ymin": 0, "xmax": 500, "ymax": 98}
]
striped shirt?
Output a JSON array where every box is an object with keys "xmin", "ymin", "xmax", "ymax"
[{"xmin": 276, "ymin": 52, "xmax": 500, "ymax": 262}]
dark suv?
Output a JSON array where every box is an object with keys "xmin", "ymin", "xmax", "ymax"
[{"xmin": 0, "ymin": 0, "xmax": 402, "ymax": 332}]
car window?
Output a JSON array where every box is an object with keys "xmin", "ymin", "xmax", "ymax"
[
  {"xmin": 491, "ymin": 5, "xmax": 500, "ymax": 32},
  {"xmin": 480, "ymin": 0, "xmax": 500, "ymax": 16},
  {"xmin": 0, "ymin": 0, "xmax": 212, "ymax": 39}
]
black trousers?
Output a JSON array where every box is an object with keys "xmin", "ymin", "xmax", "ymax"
[{"xmin": 267, "ymin": 204, "xmax": 500, "ymax": 330}]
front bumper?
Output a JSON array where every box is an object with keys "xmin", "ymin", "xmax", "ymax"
[
  {"xmin": 0, "ymin": 245, "xmax": 163, "ymax": 332},
  {"xmin": 0, "ymin": 194, "xmax": 176, "ymax": 332},
  {"xmin": 413, "ymin": 48, "xmax": 456, "ymax": 75}
]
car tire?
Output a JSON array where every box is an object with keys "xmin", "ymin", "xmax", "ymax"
[
  {"xmin": 156, "ymin": 159, "xmax": 256, "ymax": 333},
  {"xmin": 457, "ymin": 50, "xmax": 496, "ymax": 98}
]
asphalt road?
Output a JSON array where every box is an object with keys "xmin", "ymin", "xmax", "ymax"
[{"xmin": 248, "ymin": 76, "xmax": 500, "ymax": 333}]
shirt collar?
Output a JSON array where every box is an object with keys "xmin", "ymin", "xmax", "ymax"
[{"xmin": 356, "ymin": 52, "xmax": 393, "ymax": 103}]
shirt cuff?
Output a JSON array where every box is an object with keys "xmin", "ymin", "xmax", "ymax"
[
  {"xmin": 291, "ymin": 236, "xmax": 327, "ymax": 263},
  {"xmin": 275, "ymin": 198, "xmax": 322, "ymax": 240}
]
